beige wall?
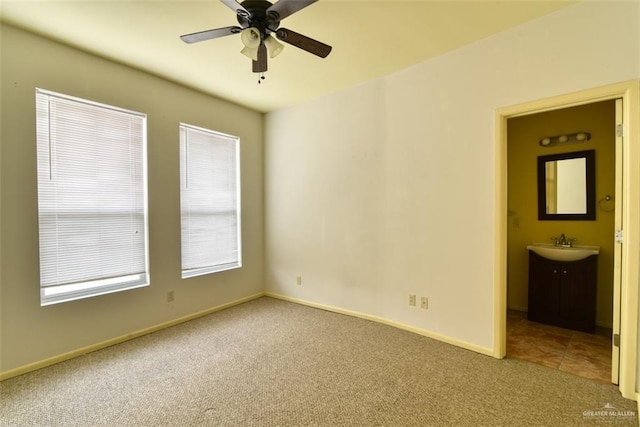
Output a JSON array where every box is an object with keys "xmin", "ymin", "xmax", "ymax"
[
  {"xmin": 265, "ymin": 1, "xmax": 639, "ymax": 353},
  {"xmin": 507, "ymin": 101, "xmax": 616, "ymax": 327},
  {"xmin": 0, "ymin": 25, "xmax": 264, "ymax": 373}
]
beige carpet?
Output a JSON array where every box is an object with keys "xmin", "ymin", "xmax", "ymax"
[{"xmin": 0, "ymin": 297, "xmax": 637, "ymax": 426}]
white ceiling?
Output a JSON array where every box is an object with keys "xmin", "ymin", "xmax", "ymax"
[{"xmin": 1, "ymin": 0, "xmax": 577, "ymax": 112}]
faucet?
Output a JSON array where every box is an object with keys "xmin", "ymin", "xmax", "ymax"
[{"xmin": 552, "ymin": 233, "xmax": 576, "ymax": 247}]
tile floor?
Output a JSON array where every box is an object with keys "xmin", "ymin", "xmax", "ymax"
[{"xmin": 507, "ymin": 310, "xmax": 613, "ymax": 383}]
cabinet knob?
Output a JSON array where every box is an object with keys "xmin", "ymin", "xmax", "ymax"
[{"xmin": 563, "ymin": 270, "xmax": 568, "ymax": 274}]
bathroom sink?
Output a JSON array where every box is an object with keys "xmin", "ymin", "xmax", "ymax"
[{"xmin": 527, "ymin": 243, "xmax": 600, "ymax": 262}]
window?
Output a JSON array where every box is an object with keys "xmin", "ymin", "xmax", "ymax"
[
  {"xmin": 36, "ymin": 89, "xmax": 149, "ymax": 305},
  {"xmin": 180, "ymin": 124, "xmax": 241, "ymax": 278}
]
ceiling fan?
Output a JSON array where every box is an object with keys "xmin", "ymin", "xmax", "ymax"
[{"xmin": 180, "ymin": 0, "xmax": 332, "ymax": 78}]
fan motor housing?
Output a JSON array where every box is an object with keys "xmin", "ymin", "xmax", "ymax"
[{"xmin": 237, "ymin": 0, "xmax": 281, "ymax": 33}]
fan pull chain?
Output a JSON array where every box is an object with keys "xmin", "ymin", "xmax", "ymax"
[{"xmin": 258, "ymin": 73, "xmax": 266, "ymax": 84}]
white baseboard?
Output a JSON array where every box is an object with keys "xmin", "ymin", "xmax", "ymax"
[
  {"xmin": 0, "ymin": 292, "xmax": 265, "ymax": 381},
  {"xmin": 4, "ymin": 291, "xmax": 618, "ymax": 384},
  {"xmin": 265, "ymin": 292, "xmax": 495, "ymax": 358}
]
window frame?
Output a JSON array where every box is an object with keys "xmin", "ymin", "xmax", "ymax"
[
  {"xmin": 35, "ymin": 88, "xmax": 150, "ymax": 306},
  {"xmin": 179, "ymin": 123, "xmax": 242, "ymax": 279}
]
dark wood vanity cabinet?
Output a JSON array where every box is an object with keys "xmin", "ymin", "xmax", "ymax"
[{"xmin": 527, "ymin": 251, "xmax": 597, "ymax": 333}]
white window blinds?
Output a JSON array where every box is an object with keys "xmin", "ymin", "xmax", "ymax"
[
  {"xmin": 36, "ymin": 88, "xmax": 149, "ymax": 305},
  {"xmin": 180, "ymin": 124, "xmax": 241, "ymax": 278}
]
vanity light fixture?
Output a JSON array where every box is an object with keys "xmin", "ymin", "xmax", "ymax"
[{"xmin": 539, "ymin": 132, "xmax": 591, "ymax": 147}]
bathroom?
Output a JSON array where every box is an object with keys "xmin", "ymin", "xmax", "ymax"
[{"xmin": 505, "ymin": 99, "xmax": 616, "ymax": 382}]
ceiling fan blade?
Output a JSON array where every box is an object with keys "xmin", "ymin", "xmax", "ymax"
[
  {"xmin": 267, "ymin": 0, "xmax": 318, "ymax": 20},
  {"xmin": 252, "ymin": 44, "xmax": 268, "ymax": 73},
  {"xmin": 219, "ymin": 0, "xmax": 249, "ymax": 15},
  {"xmin": 180, "ymin": 26, "xmax": 242, "ymax": 44},
  {"xmin": 275, "ymin": 28, "xmax": 331, "ymax": 58}
]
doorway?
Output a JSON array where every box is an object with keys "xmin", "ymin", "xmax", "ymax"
[
  {"xmin": 505, "ymin": 100, "xmax": 616, "ymax": 383},
  {"xmin": 493, "ymin": 80, "xmax": 640, "ymax": 400}
]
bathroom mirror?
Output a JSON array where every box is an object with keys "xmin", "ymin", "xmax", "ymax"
[{"xmin": 537, "ymin": 149, "xmax": 595, "ymax": 220}]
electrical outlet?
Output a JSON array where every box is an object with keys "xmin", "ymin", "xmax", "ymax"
[
  {"xmin": 296, "ymin": 276, "xmax": 302, "ymax": 286},
  {"xmin": 421, "ymin": 297, "xmax": 428, "ymax": 309},
  {"xmin": 409, "ymin": 294, "xmax": 416, "ymax": 306},
  {"xmin": 167, "ymin": 290, "xmax": 174, "ymax": 302}
]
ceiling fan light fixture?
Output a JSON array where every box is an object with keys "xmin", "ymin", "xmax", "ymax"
[
  {"xmin": 241, "ymin": 46, "xmax": 259, "ymax": 61},
  {"xmin": 264, "ymin": 35, "xmax": 284, "ymax": 58},
  {"xmin": 180, "ymin": 0, "xmax": 333, "ymax": 75},
  {"xmin": 240, "ymin": 27, "xmax": 261, "ymax": 48}
]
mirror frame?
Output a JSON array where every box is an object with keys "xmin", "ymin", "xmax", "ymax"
[{"xmin": 537, "ymin": 149, "xmax": 596, "ymax": 221}]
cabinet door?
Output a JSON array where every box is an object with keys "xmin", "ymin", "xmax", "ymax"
[
  {"xmin": 528, "ymin": 252, "xmax": 560, "ymax": 321},
  {"xmin": 558, "ymin": 256, "xmax": 597, "ymax": 332}
]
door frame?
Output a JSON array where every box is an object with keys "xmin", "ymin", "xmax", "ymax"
[
  {"xmin": 493, "ymin": 80, "xmax": 640, "ymax": 400},
  {"xmin": 612, "ymin": 98, "xmax": 624, "ymax": 384}
]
